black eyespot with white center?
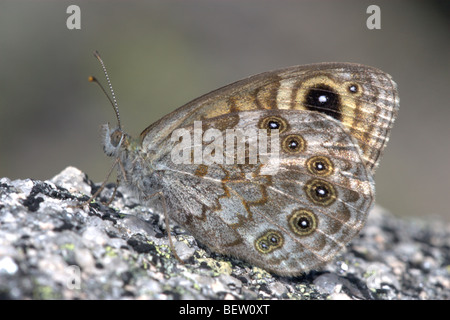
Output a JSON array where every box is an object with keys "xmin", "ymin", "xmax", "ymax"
[
  {"xmin": 282, "ymin": 134, "xmax": 306, "ymax": 154},
  {"xmin": 315, "ymin": 185, "xmax": 329, "ymax": 198},
  {"xmin": 268, "ymin": 120, "xmax": 280, "ymax": 130},
  {"xmin": 288, "ymin": 139, "xmax": 298, "ymax": 149},
  {"xmin": 306, "ymin": 155, "xmax": 334, "ymax": 176},
  {"xmin": 269, "ymin": 234, "xmax": 279, "ymax": 244},
  {"xmin": 259, "ymin": 240, "xmax": 269, "ymax": 250},
  {"xmin": 255, "ymin": 230, "xmax": 284, "ymax": 254},
  {"xmin": 288, "ymin": 209, "xmax": 317, "ymax": 236},
  {"xmin": 299, "ymin": 217, "xmax": 310, "ymax": 229},
  {"xmin": 348, "ymin": 84, "xmax": 358, "ymax": 93},
  {"xmin": 304, "ymin": 84, "xmax": 341, "ymax": 121},
  {"xmin": 259, "ymin": 116, "xmax": 288, "ymax": 133},
  {"xmin": 304, "ymin": 178, "xmax": 337, "ymax": 206}
]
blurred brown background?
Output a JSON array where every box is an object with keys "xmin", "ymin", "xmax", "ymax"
[{"xmin": 0, "ymin": 0, "xmax": 449, "ymax": 222}]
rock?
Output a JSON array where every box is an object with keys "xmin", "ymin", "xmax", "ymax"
[
  {"xmin": 50, "ymin": 166, "xmax": 92, "ymax": 195},
  {"xmin": 0, "ymin": 167, "xmax": 449, "ymax": 299}
]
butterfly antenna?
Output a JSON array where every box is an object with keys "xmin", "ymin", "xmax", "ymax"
[{"xmin": 90, "ymin": 50, "xmax": 122, "ymax": 130}]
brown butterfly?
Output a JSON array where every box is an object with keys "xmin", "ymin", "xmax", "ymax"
[{"xmin": 93, "ymin": 53, "xmax": 399, "ymax": 275}]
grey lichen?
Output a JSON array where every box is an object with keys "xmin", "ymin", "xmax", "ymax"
[{"xmin": 0, "ymin": 166, "xmax": 448, "ymax": 299}]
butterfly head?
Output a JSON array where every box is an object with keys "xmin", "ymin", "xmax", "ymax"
[{"xmin": 101, "ymin": 124, "xmax": 131, "ymax": 157}]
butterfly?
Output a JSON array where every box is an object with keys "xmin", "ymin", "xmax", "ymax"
[{"xmin": 92, "ymin": 53, "xmax": 399, "ymax": 276}]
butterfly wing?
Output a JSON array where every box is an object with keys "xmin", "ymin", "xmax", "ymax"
[
  {"xmin": 130, "ymin": 62, "xmax": 399, "ymax": 275},
  {"xmin": 153, "ymin": 109, "xmax": 374, "ymax": 275},
  {"xmin": 141, "ymin": 63, "xmax": 399, "ymax": 173}
]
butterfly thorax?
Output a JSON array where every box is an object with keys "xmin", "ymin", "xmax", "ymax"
[{"xmin": 101, "ymin": 123, "xmax": 162, "ymax": 200}]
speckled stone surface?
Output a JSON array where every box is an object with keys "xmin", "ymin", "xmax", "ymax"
[{"xmin": 0, "ymin": 167, "xmax": 449, "ymax": 299}]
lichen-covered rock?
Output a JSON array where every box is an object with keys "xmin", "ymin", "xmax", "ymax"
[{"xmin": 0, "ymin": 166, "xmax": 448, "ymax": 299}]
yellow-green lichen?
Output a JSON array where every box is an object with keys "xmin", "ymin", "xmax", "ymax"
[
  {"xmin": 60, "ymin": 243, "xmax": 75, "ymax": 251},
  {"xmin": 251, "ymin": 266, "xmax": 272, "ymax": 280},
  {"xmin": 32, "ymin": 284, "xmax": 61, "ymax": 300},
  {"xmin": 196, "ymin": 257, "xmax": 233, "ymax": 276},
  {"xmin": 154, "ymin": 243, "xmax": 171, "ymax": 259},
  {"xmin": 363, "ymin": 269, "xmax": 377, "ymax": 279},
  {"xmin": 105, "ymin": 246, "xmax": 117, "ymax": 257}
]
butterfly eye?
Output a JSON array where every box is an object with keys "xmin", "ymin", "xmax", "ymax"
[
  {"xmin": 282, "ymin": 134, "xmax": 306, "ymax": 154},
  {"xmin": 288, "ymin": 209, "xmax": 317, "ymax": 236},
  {"xmin": 306, "ymin": 155, "xmax": 334, "ymax": 177},
  {"xmin": 259, "ymin": 116, "xmax": 288, "ymax": 133},
  {"xmin": 304, "ymin": 84, "xmax": 341, "ymax": 121},
  {"xmin": 110, "ymin": 130, "xmax": 124, "ymax": 147},
  {"xmin": 304, "ymin": 179, "xmax": 336, "ymax": 207}
]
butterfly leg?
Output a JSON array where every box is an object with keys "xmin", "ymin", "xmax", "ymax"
[
  {"xmin": 104, "ymin": 177, "xmax": 120, "ymax": 206},
  {"xmin": 143, "ymin": 191, "xmax": 184, "ymax": 265},
  {"xmin": 69, "ymin": 158, "xmax": 118, "ymax": 209},
  {"xmin": 72, "ymin": 156, "xmax": 125, "ymax": 208}
]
